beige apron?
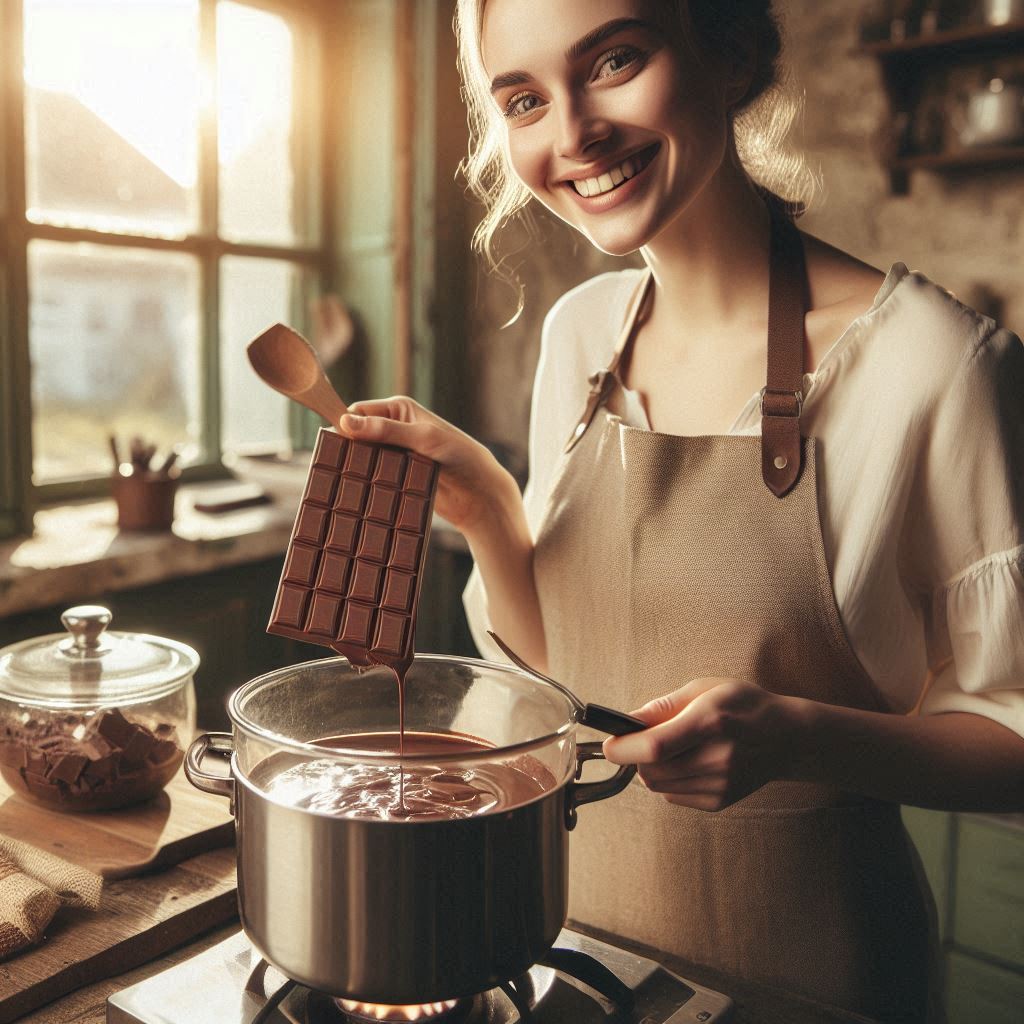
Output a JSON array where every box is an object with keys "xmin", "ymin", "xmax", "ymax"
[{"xmin": 533, "ymin": 217, "xmax": 937, "ymax": 1022}]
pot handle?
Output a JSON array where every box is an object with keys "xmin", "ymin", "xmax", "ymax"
[
  {"xmin": 579, "ymin": 703, "xmax": 646, "ymax": 736},
  {"xmin": 565, "ymin": 708, "xmax": 646, "ymax": 830},
  {"xmin": 566, "ymin": 743, "xmax": 635, "ymax": 830},
  {"xmin": 185, "ymin": 732, "xmax": 235, "ymax": 805}
]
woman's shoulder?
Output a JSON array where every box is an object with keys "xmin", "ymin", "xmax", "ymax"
[
  {"xmin": 535, "ymin": 268, "xmax": 646, "ymax": 386},
  {"xmin": 542, "ymin": 268, "xmax": 645, "ymax": 342},
  {"xmin": 864, "ymin": 265, "xmax": 1020, "ymax": 395},
  {"xmin": 816, "ymin": 258, "xmax": 1018, "ymax": 400}
]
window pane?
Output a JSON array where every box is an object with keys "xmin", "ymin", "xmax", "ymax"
[
  {"xmin": 23, "ymin": 0, "xmax": 200, "ymax": 236},
  {"xmin": 29, "ymin": 241, "xmax": 201, "ymax": 483},
  {"xmin": 221, "ymin": 256, "xmax": 310, "ymax": 453},
  {"xmin": 218, "ymin": 2, "xmax": 317, "ymax": 246}
]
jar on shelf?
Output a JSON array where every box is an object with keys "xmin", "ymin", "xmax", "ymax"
[{"xmin": 0, "ymin": 606, "xmax": 198, "ymax": 812}]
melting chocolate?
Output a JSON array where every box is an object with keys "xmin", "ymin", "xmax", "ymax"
[{"xmin": 261, "ymin": 732, "xmax": 556, "ymax": 821}]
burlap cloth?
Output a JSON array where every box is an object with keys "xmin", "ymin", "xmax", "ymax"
[{"xmin": 0, "ymin": 836, "xmax": 102, "ymax": 960}]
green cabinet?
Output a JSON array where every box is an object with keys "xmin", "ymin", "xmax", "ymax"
[
  {"xmin": 946, "ymin": 951, "xmax": 1024, "ymax": 1024},
  {"xmin": 903, "ymin": 808, "xmax": 1024, "ymax": 1022}
]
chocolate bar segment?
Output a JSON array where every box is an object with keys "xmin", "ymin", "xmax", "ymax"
[{"xmin": 267, "ymin": 428, "xmax": 439, "ymax": 672}]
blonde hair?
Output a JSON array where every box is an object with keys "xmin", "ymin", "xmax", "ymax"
[{"xmin": 454, "ymin": 0, "xmax": 816, "ymax": 272}]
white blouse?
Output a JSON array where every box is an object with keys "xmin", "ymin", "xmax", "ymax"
[{"xmin": 463, "ymin": 265, "xmax": 1024, "ymax": 740}]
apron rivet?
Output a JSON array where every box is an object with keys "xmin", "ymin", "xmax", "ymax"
[{"xmin": 774, "ymin": 455, "xmax": 788, "ymax": 470}]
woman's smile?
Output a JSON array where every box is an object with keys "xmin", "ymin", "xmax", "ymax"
[{"xmin": 560, "ymin": 141, "xmax": 661, "ymax": 210}]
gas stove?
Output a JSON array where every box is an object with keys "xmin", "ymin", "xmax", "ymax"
[{"xmin": 106, "ymin": 927, "xmax": 733, "ymax": 1023}]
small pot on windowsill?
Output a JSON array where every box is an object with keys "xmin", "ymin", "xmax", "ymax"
[{"xmin": 112, "ymin": 468, "xmax": 179, "ymax": 532}]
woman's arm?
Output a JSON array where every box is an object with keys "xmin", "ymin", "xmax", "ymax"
[
  {"xmin": 603, "ymin": 677, "xmax": 1024, "ymax": 814},
  {"xmin": 786, "ymin": 697, "xmax": 1024, "ymax": 813},
  {"xmin": 462, "ymin": 478, "xmax": 548, "ymax": 671}
]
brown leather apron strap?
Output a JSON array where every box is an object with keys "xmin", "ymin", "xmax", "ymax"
[
  {"xmin": 564, "ymin": 271, "xmax": 654, "ymax": 454},
  {"xmin": 761, "ymin": 212, "xmax": 809, "ymax": 498}
]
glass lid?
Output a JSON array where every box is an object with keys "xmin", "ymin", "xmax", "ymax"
[{"xmin": 0, "ymin": 605, "xmax": 200, "ymax": 708}]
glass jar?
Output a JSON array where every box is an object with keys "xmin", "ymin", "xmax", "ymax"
[{"xmin": 0, "ymin": 605, "xmax": 198, "ymax": 812}]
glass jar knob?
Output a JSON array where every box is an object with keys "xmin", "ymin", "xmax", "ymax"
[{"xmin": 60, "ymin": 605, "xmax": 113, "ymax": 655}]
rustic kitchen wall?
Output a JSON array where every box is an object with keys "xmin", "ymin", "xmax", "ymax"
[{"xmin": 457, "ymin": 0, "xmax": 1024, "ymax": 457}]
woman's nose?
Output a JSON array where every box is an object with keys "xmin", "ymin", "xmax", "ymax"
[{"xmin": 554, "ymin": 97, "xmax": 612, "ymax": 160}]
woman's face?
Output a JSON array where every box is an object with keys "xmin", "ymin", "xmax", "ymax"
[{"xmin": 480, "ymin": 0, "xmax": 736, "ymax": 256}]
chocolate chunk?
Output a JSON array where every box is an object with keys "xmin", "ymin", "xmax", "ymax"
[
  {"xmin": 79, "ymin": 736, "xmax": 111, "ymax": 760},
  {"xmin": 121, "ymin": 727, "xmax": 156, "ymax": 766},
  {"xmin": 148, "ymin": 738, "xmax": 180, "ymax": 765},
  {"xmin": 96, "ymin": 708, "xmax": 137, "ymax": 748},
  {"xmin": 23, "ymin": 770, "xmax": 56, "ymax": 800},
  {"xmin": 47, "ymin": 753, "xmax": 88, "ymax": 785},
  {"xmin": 0, "ymin": 711, "xmax": 182, "ymax": 811},
  {"xmin": 87, "ymin": 753, "xmax": 120, "ymax": 781},
  {"xmin": 0, "ymin": 742, "xmax": 27, "ymax": 769},
  {"xmin": 267, "ymin": 428, "xmax": 438, "ymax": 674}
]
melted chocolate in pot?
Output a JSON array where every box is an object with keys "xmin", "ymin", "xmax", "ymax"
[{"xmin": 263, "ymin": 731, "xmax": 554, "ymax": 821}]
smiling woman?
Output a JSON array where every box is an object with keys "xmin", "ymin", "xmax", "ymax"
[
  {"xmin": 330, "ymin": 2, "xmax": 1024, "ymax": 1022},
  {"xmin": 456, "ymin": 0, "xmax": 814, "ymax": 283}
]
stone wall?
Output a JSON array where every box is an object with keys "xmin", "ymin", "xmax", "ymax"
[{"xmin": 458, "ymin": 0, "xmax": 1024, "ymax": 457}]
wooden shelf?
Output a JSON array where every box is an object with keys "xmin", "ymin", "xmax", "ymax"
[
  {"xmin": 862, "ymin": 20, "xmax": 1024, "ymax": 58},
  {"xmin": 862, "ymin": 19, "xmax": 1024, "ymax": 192}
]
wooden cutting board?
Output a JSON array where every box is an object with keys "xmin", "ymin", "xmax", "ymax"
[
  {"xmin": 0, "ymin": 846, "xmax": 238, "ymax": 1024},
  {"xmin": 0, "ymin": 766, "xmax": 234, "ymax": 879}
]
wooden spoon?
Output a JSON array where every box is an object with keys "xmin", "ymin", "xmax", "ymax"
[{"xmin": 247, "ymin": 323, "xmax": 349, "ymax": 429}]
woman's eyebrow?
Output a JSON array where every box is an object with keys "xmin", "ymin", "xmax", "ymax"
[{"xmin": 489, "ymin": 17, "xmax": 654, "ymax": 95}]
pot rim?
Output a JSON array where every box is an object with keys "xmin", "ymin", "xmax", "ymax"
[{"xmin": 227, "ymin": 654, "xmax": 579, "ymax": 766}]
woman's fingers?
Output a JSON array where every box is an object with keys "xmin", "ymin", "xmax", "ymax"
[
  {"xmin": 628, "ymin": 677, "xmax": 732, "ymax": 726},
  {"xmin": 347, "ymin": 397, "xmax": 423, "ymax": 423},
  {"xmin": 638, "ymin": 743, "xmax": 727, "ymax": 786},
  {"xmin": 340, "ymin": 413, "xmax": 445, "ymax": 458}
]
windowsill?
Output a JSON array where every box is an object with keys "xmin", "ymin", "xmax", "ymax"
[
  {"xmin": 0, "ymin": 455, "xmax": 469, "ymax": 620},
  {"xmin": 0, "ymin": 456, "xmax": 307, "ymax": 619}
]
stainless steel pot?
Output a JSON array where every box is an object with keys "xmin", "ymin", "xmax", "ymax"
[{"xmin": 185, "ymin": 655, "xmax": 638, "ymax": 1003}]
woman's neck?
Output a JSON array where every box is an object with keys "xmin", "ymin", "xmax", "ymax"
[{"xmin": 639, "ymin": 154, "xmax": 774, "ymax": 348}]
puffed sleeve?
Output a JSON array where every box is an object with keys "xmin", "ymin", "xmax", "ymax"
[{"xmin": 904, "ymin": 324, "xmax": 1024, "ymax": 737}]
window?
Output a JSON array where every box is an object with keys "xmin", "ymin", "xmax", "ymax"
[{"xmin": 1, "ymin": 0, "xmax": 328, "ymax": 513}]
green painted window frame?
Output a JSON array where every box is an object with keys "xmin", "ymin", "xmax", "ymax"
[
  {"xmin": 0, "ymin": 0, "xmax": 335, "ymax": 534},
  {"xmin": 1, "ymin": 0, "xmax": 444, "ymax": 542}
]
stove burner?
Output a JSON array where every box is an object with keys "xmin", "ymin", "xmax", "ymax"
[
  {"xmin": 105, "ymin": 927, "xmax": 736, "ymax": 1023},
  {"xmin": 335, "ymin": 997, "xmax": 466, "ymax": 1022}
]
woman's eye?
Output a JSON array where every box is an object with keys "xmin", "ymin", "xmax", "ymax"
[
  {"xmin": 504, "ymin": 91, "xmax": 543, "ymax": 121},
  {"xmin": 595, "ymin": 46, "xmax": 643, "ymax": 80}
]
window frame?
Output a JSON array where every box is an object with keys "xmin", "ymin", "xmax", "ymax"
[{"xmin": 0, "ymin": 0, "xmax": 335, "ymax": 524}]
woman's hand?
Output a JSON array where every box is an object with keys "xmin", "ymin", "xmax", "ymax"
[
  {"xmin": 603, "ymin": 678, "xmax": 802, "ymax": 812},
  {"xmin": 340, "ymin": 397, "xmax": 518, "ymax": 535}
]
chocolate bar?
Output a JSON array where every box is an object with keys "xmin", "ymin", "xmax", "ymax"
[{"xmin": 267, "ymin": 428, "xmax": 439, "ymax": 673}]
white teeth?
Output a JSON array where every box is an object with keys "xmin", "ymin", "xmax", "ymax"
[{"xmin": 571, "ymin": 151, "xmax": 647, "ymax": 198}]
